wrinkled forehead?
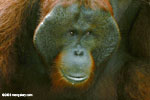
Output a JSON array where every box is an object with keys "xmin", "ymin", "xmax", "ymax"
[{"xmin": 44, "ymin": 2, "xmax": 111, "ymax": 24}]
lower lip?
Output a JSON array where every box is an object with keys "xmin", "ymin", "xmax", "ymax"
[
  {"xmin": 60, "ymin": 69, "xmax": 88, "ymax": 83},
  {"xmin": 66, "ymin": 75, "xmax": 88, "ymax": 82}
]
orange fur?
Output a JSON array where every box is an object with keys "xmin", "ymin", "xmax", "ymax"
[{"xmin": 0, "ymin": 0, "xmax": 33, "ymax": 81}]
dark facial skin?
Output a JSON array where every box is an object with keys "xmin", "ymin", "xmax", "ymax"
[{"xmin": 33, "ymin": 2, "xmax": 120, "ymax": 84}]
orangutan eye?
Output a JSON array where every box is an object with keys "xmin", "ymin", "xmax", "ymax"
[
  {"xmin": 69, "ymin": 30, "xmax": 77, "ymax": 36},
  {"xmin": 70, "ymin": 31, "xmax": 74, "ymax": 36},
  {"xmin": 86, "ymin": 31, "xmax": 92, "ymax": 35}
]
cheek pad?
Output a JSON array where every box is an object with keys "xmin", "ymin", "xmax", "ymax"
[{"xmin": 33, "ymin": 4, "xmax": 80, "ymax": 63}]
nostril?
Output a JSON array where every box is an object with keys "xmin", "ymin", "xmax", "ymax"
[{"xmin": 74, "ymin": 50, "xmax": 84, "ymax": 56}]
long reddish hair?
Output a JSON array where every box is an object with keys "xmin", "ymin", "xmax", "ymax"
[
  {"xmin": 0, "ymin": 0, "xmax": 113, "ymax": 82},
  {"xmin": 0, "ymin": 0, "xmax": 37, "ymax": 82}
]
